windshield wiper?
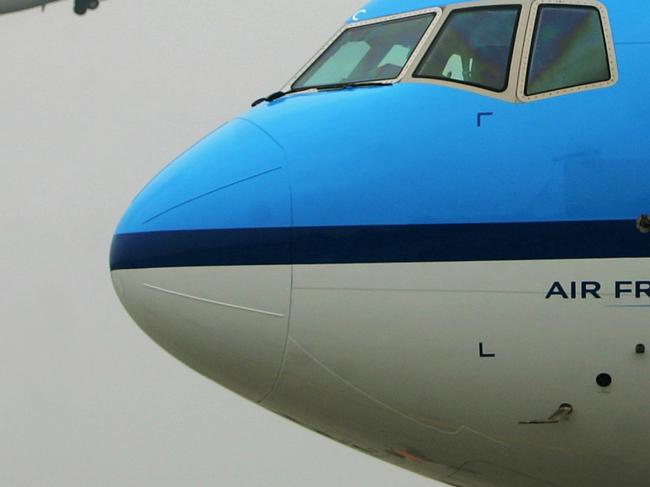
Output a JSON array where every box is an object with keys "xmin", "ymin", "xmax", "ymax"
[{"xmin": 251, "ymin": 81, "xmax": 392, "ymax": 107}]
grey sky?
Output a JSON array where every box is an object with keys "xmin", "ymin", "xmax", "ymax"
[{"xmin": 1, "ymin": 1, "xmax": 444, "ymax": 485}]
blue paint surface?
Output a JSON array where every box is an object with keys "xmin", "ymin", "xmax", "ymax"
[
  {"xmin": 348, "ymin": 0, "xmax": 446, "ymax": 22},
  {"xmin": 115, "ymin": 118, "xmax": 291, "ymax": 234},
  {"xmin": 113, "ymin": 1, "xmax": 650, "ymax": 268}
]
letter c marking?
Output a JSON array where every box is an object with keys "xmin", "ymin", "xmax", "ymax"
[{"xmin": 352, "ymin": 9, "xmax": 367, "ymax": 21}]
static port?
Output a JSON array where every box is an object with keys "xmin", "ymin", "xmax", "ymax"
[
  {"xmin": 637, "ymin": 215, "xmax": 650, "ymax": 234},
  {"xmin": 596, "ymin": 373, "xmax": 612, "ymax": 388}
]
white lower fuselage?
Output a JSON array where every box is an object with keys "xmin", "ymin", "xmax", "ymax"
[{"xmin": 111, "ymin": 257, "xmax": 650, "ymax": 487}]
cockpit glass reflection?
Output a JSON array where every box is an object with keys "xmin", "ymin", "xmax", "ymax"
[
  {"xmin": 526, "ymin": 6, "xmax": 610, "ymax": 96},
  {"xmin": 293, "ymin": 14, "xmax": 435, "ymax": 89},
  {"xmin": 415, "ymin": 6, "xmax": 521, "ymax": 92}
]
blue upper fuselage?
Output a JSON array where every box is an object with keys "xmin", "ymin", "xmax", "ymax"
[{"xmin": 110, "ymin": 0, "xmax": 650, "ymax": 270}]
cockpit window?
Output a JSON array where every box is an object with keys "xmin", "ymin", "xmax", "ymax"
[
  {"xmin": 414, "ymin": 6, "xmax": 521, "ymax": 92},
  {"xmin": 293, "ymin": 14, "xmax": 435, "ymax": 89},
  {"xmin": 525, "ymin": 6, "xmax": 610, "ymax": 96}
]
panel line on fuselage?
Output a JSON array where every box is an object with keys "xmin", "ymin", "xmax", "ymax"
[
  {"xmin": 142, "ymin": 283, "xmax": 286, "ymax": 318},
  {"xmin": 285, "ymin": 335, "xmax": 508, "ymax": 443}
]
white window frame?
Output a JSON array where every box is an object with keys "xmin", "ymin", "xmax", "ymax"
[
  {"xmin": 516, "ymin": 0, "xmax": 619, "ymax": 102},
  {"xmin": 402, "ymin": 0, "xmax": 531, "ymax": 103}
]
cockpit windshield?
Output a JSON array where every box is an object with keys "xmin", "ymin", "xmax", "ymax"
[
  {"xmin": 293, "ymin": 14, "xmax": 435, "ymax": 90},
  {"xmin": 414, "ymin": 6, "xmax": 521, "ymax": 92}
]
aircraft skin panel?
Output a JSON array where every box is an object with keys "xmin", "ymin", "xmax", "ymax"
[
  {"xmin": 111, "ymin": 265, "xmax": 291, "ymax": 404},
  {"xmin": 243, "ymin": 73, "xmax": 647, "ymax": 228},
  {"xmin": 114, "ymin": 75, "xmax": 649, "ymax": 235},
  {"xmin": 111, "ymin": 257, "xmax": 650, "ymax": 487},
  {"xmin": 263, "ymin": 258, "xmax": 650, "ymax": 487},
  {"xmin": 114, "ymin": 118, "xmax": 291, "ymax": 235}
]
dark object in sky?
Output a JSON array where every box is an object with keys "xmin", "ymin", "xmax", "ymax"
[{"xmin": 74, "ymin": 0, "xmax": 99, "ymax": 15}]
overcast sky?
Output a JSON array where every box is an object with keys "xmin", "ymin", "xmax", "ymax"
[{"xmin": 0, "ymin": 1, "xmax": 445, "ymax": 486}]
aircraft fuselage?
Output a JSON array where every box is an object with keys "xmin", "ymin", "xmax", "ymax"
[{"xmin": 110, "ymin": 1, "xmax": 650, "ymax": 486}]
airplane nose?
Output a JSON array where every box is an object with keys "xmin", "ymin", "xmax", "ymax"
[{"xmin": 109, "ymin": 119, "xmax": 292, "ymax": 403}]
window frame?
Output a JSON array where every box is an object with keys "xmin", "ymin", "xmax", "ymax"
[
  {"xmin": 281, "ymin": 0, "xmax": 618, "ymax": 104},
  {"xmin": 517, "ymin": 0, "xmax": 618, "ymax": 102},
  {"xmin": 401, "ymin": 0, "xmax": 531, "ymax": 102},
  {"xmin": 412, "ymin": 5, "xmax": 524, "ymax": 93},
  {"xmin": 285, "ymin": 7, "xmax": 443, "ymax": 92}
]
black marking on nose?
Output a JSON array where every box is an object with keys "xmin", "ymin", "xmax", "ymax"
[
  {"xmin": 479, "ymin": 342, "xmax": 496, "ymax": 358},
  {"xmin": 477, "ymin": 112, "xmax": 494, "ymax": 127}
]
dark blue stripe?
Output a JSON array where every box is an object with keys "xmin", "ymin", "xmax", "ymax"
[{"xmin": 109, "ymin": 220, "xmax": 650, "ymax": 270}]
